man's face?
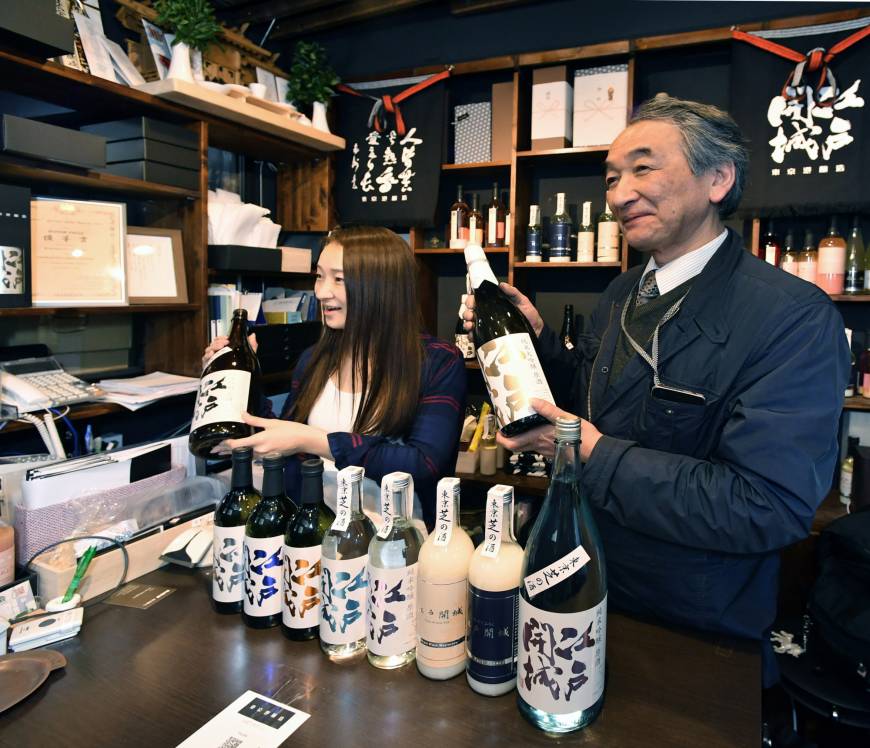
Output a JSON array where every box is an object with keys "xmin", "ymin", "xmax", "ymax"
[{"xmin": 605, "ymin": 120, "xmax": 729, "ymax": 262}]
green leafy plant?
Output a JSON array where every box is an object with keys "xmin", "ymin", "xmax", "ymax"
[
  {"xmin": 285, "ymin": 41, "xmax": 340, "ymax": 108},
  {"xmin": 154, "ymin": 0, "xmax": 222, "ymax": 52}
]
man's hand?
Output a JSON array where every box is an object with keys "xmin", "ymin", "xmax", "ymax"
[
  {"xmin": 201, "ymin": 333, "xmax": 258, "ymax": 368},
  {"xmin": 462, "ymin": 282, "xmax": 545, "ymax": 337},
  {"xmin": 222, "ymin": 412, "xmax": 325, "ymax": 456},
  {"xmin": 496, "ymin": 398, "xmax": 602, "ymax": 462}
]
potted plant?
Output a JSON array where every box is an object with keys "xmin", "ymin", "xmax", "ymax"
[
  {"xmin": 285, "ymin": 41, "xmax": 340, "ymax": 133},
  {"xmin": 154, "ymin": 0, "xmax": 222, "ymax": 83}
]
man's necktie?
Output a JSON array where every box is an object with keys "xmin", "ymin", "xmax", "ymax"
[{"xmin": 636, "ymin": 270, "xmax": 660, "ymax": 307}]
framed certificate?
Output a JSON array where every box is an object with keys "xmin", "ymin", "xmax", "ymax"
[
  {"xmin": 125, "ymin": 226, "xmax": 188, "ymax": 304},
  {"xmin": 30, "ymin": 198, "xmax": 127, "ymax": 306}
]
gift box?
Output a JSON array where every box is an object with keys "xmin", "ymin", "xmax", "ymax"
[
  {"xmin": 454, "ymin": 102, "xmax": 491, "ymax": 164},
  {"xmin": 531, "ymin": 65, "xmax": 572, "ymax": 150},
  {"xmin": 572, "ymin": 64, "xmax": 629, "ymax": 148}
]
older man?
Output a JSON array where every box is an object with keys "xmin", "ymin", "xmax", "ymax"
[{"xmin": 467, "ymin": 94, "xmax": 849, "ymax": 679}]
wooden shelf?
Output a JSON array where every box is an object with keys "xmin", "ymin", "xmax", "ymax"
[
  {"xmin": 415, "ymin": 247, "xmax": 510, "ymax": 255},
  {"xmin": 516, "ymin": 145, "xmax": 610, "ymax": 159},
  {"xmin": 442, "ymin": 161, "xmax": 511, "ymax": 171},
  {"xmin": 514, "ymin": 261, "xmax": 621, "ymax": 268},
  {"xmin": 458, "ymin": 468, "xmax": 548, "ymax": 496},
  {"xmin": 830, "ymin": 294, "xmax": 870, "ymax": 302},
  {"xmin": 0, "ymin": 303, "xmax": 198, "ymax": 318},
  {"xmin": 0, "ymin": 159, "xmax": 199, "ymax": 200},
  {"xmin": 843, "ymin": 396, "xmax": 870, "ymax": 411}
]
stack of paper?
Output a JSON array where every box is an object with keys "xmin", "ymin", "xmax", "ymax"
[
  {"xmin": 208, "ymin": 286, "xmax": 263, "ymax": 339},
  {"xmin": 98, "ymin": 372, "xmax": 200, "ymax": 411}
]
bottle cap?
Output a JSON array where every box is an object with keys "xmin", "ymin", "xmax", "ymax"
[
  {"xmin": 232, "ymin": 308, "xmax": 248, "ymax": 320},
  {"xmin": 555, "ymin": 415, "xmax": 581, "ymax": 441},
  {"xmin": 339, "ymin": 465, "xmax": 365, "ymax": 483},
  {"xmin": 388, "ymin": 472, "xmax": 411, "ymax": 490},
  {"xmin": 301, "ymin": 457, "xmax": 324, "ymax": 477},
  {"xmin": 262, "ymin": 452, "xmax": 284, "ymax": 469},
  {"xmin": 231, "ymin": 446, "xmax": 253, "ymax": 461}
]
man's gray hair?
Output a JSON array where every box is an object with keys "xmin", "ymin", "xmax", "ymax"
[{"xmin": 631, "ymin": 93, "xmax": 749, "ymax": 218}]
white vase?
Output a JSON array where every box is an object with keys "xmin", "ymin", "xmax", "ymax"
[
  {"xmin": 311, "ymin": 101, "xmax": 330, "ymax": 133},
  {"xmin": 167, "ymin": 41, "xmax": 194, "ymax": 83}
]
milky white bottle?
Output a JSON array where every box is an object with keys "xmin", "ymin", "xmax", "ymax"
[
  {"xmin": 466, "ymin": 484, "xmax": 523, "ymax": 696},
  {"xmin": 416, "ymin": 477, "xmax": 475, "ymax": 680}
]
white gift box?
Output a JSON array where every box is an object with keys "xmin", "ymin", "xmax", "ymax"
[
  {"xmin": 531, "ymin": 65, "xmax": 572, "ymax": 150},
  {"xmin": 572, "ymin": 64, "xmax": 629, "ymax": 147}
]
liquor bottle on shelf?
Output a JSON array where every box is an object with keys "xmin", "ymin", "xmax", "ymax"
[
  {"xmin": 560, "ymin": 303, "xmax": 576, "ymax": 351},
  {"xmin": 846, "ymin": 216, "xmax": 865, "ymax": 294},
  {"xmin": 189, "ymin": 308, "xmax": 262, "ymax": 458},
  {"xmin": 859, "ymin": 336, "xmax": 870, "ymax": 398},
  {"xmin": 465, "ymin": 241, "xmax": 556, "ymax": 436},
  {"xmin": 596, "ymin": 199, "xmax": 620, "ymax": 262},
  {"xmin": 796, "ymin": 230, "xmax": 818, "ymax": 286},
  {"xmin": 576, "ymin": 201, "xmax": 595, "ymax": 263},
  {"xmin": 503, "ymin": 190, "xmax": 512, "ymax": 248},
  {"xmin": 479, "ymin": 413, "xmax": 498, "ymax": 476},
  {"xmin": 417, "ymin": 477, "xmax": 475, "ymax": 680},
  {"xmin": 780, "ymin": 229, "xmax": 799, "ymax": 277},
  {"xmin": 817, "ymin": 216, "xmax": 846, "ymax": 295},
  {"xmin": 760, "ymin": 219, "xmax": 781, "ymax": 267},
  {"xmin": 845, "ymin": 329, "xmax": 856, "ymax": 398},
  {"xmin": 469, "ymin": 193, "xmax": 484, "ymax": 246},
  {"xmin": 320, "ymin": 465, "xmax": 375, "ymax": 659},
  {"xmin": 840, "ymin": 436, "xmax": 860, "ymax": 506},
  {"xmin": 212, "ymin": 446, "xmax": 262, "ymax": 614},
  {"xmin": 549, "ymin": 192, "xmax": 571, "ymax": 262},
  {"xmin": 526, "ymin": 205, "xmax": 543, "ymax": 263},
  {"xmin": 467, "ymin": 484, "xmax": 523, "ymax": 696},
  {"xmin": 243, "ymin": 453, "xmax": 296, "ymax": 629},
  {"xmin": 367, "ymin": 472, "xmax": 423, "ymax": 669},
  {"xmin": 486, "ymin": 182, "xmax": 506, "ymax": 248},
  {"xmin": 281, "ymin": 457, "xmax": 335, "ymax": 641},
  {"xmin": 449, "ymin": 185, "xmax": 470, "ymax": 250},
  {"xmin": 518, "ymin": 416, "xmax": 607, "ymax": 733}
]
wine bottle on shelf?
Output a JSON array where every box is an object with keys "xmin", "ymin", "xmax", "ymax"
[
  {"xmin": 840, "ymin": 436, "xmax": 860, "ymax": 506},
  {"xmin": 817, "ymin": 216, "xmax": 846, "ymax": 295},
  {"xmin": 797, "ymin": 230, "xmax": 818, "ymax": 286},
  {"xmin": 596, "ymin": 199, "xmax": 620, "ymax": 262},
  {"xmin": 761, "ymin": 219, "xmax": 781, "ymax": 267},
  {"xmin": 465, "ymin": 242, "xmax": 556, "ymax": 436},
  {"xmin": 467, "ymin": 484, "xmax": 523, "ymax": 696},
  {"xmin": 212, "ymin": 446, "xmax": 262, "ymax": 614},
  {"xmin": 859, "ymin": 337, "xmax": 870, "ymax": 397},
  {"xmin": 526, "ymin": 205, "xmax": 543, "ymax": 263},
  {"xmin": 449, "ymin": 185, "xmax": 470, "ymax": 250},
  {"xmin": 779, "ymin": 229, "xmax": 799, "ymax": 277},
  {"xmin": 517, "ymin": 416, "xmax": 607, "ymax": 733},
  {"xmin": 281, "ymin": 458, "xmax": 335, "ymax": 641},
  {"xmin": 243, "ymin": 453, "xmax": 296, "ymax": 629},
  {"xmin": 845, "ymin": 329, "xmax": 856, "ymax": 398},
  {"xmin": 549, "ymin": 192, "xmax": 571, "ymax": 262},
  {"xmin": 576, "ymin": 201, "xmax": 595, "ymax": 263},
  {"xmin": 486, "ymin": 183, "xmax": 506, "ymax": 248},
  {"xmin": 367, "ymin": 472, "xmax": 424, "ymax": 669},
  {"xmin": 469, "ymin": 193, "xmax": 484, "ymax": 246},
  {"xmin": 479, "ymin": 413, "xmax": 498, "ymax": 476},
  {"xmin": 503, "ymin": 190, "xmax": 512, "ymax": 248},
  {"xmin": 189, "ymin": 308, "xmax": 262, "ymax": 458},
  {"xmin": 417, "ymin": 477, "xmax": 475, "ymax": 680},
  {"xmin": 560, "ymin": 303, "xmax": 576, "ymax": 351},
  {"xmin": 320, "ymin": 465, "xmax": 375, "ymax": 658},
  {"xmin": 846, "ymin": 216, "xmax": 865, "ymax": 294}
]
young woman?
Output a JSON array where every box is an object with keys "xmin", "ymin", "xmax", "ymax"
[{"xmin": 205, "ymin": 226, "xmax": 467, "ymax": 529}]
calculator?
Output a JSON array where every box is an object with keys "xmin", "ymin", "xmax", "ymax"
[{"xmin": 0, "ymin": 356, "xmax": 104, "ymax": 411}]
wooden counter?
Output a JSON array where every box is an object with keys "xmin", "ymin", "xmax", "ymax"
[{"xmin": 0, "ymin": 567, "xmax": 760, "ymax": 747}]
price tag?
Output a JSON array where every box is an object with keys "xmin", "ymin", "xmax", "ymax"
[
  {"xmin": 523, "ymin": 545, "xmax": 591, "ymax": 598},
  {"xmin": 433, "ymin": 477, "xmax": 460, "ymax": 547}
]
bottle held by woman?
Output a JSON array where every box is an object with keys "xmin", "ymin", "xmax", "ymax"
[
  {"xmin": 417, "ymin": 477, "xmax": 475, "ymax": 680},
  {"xmin": 282, "ymin": 458, "xmax": 335, "ymax": 640}
]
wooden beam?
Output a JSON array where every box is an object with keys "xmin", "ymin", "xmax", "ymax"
[
  {"xmin": 271, "ymin": 0, "xmax": 435, "ymax": 39},
  {"xmin": 217, "ymin": 0, "xmax": 342, "ymax": 28}
]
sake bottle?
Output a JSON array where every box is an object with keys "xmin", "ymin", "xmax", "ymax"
[
  {"xmin": 367, "ymin": 472, "xmax": 424, "ymax": 669},
  {"xmin": 212, "ymin": 446, "xmax": 262, "ymax": 614},
  {"xmin": 466, "ymin": 484, "xmax": 523, "ymax": 696},
  {"xmin": 242, "ymin": 453, "xmax": 296, "ymax": 629},
  {"xmin": 517, "ymin": 416, "xmax": 607, "ymax": 733},
  {"xmin": 281, "ymin": 458, "xmax": 335, "ymax": 641},
  {"xmin": 416, "ymin": 477, "xmax": 475, "ymax": 680},
  {"xmin": 320, "ymin": 466, "xmax": 375, "ymax": 658}
]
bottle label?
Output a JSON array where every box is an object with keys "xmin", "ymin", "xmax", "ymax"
[
  {"xmin": 781, "ymin": 258, "xmax": 798, "ymax": 275},
  {"xmin": 320, "ymin": 555, "xmax": 368, "ymax": 644},
  {"xmin": 526, "ymin": 232, "xmax": 542, "ymax": 257},
  {"xmin": 840, "ymin": 468, "xmax": 853, "ymax": 499},
  {"xmin": 864, "ymin": 271, "xmax": 870, "ymax": 291},
  {"xmin": 797, "ymin": 259, "xmax": 817, "ymax": 283},
  {"xmin": 377, "ymin": 482, "xmax": 394, "ymax": 539},
  {"xmin": 550, "ymin": 224, "xmax": 570, "ymax": 257},
  {"xmin": 282, "ymin": 543, "xmax": 322, "ymax": 629},
  {"xmin": 191, "ymin": 369, "xmax": 251, "ymax": 431},
  {"xmin": 212, "ymin": 524, "xmax": 246, "ymax": 603},
  {"xmin": 482, "ymin": 489, "xmax": 504, "ymax": 558},
  {"xmin": 764, "ymin": 245, "xmax": 778, "ymax": 265},
  {"xmin": 577, "ymin": 232, "xmax": 595, "ymax": 262},
  {"xmin": 523, "ymin": 545, "xmax": 591, "ymax": 598},
  {"xmin": 454, "ymin": 333, "xmax": 475, "ymax": 359},
  {"xmin": 845, "ymin": 269, "xmax": 863, "ymax": 293},
  {"xmin": 476, "ymin": 332, "xmax": 555, "ymax": 431},
  {"xmin": 243, "ymin": 535, "xmax": 283, "ymax": 618},
  {"xmin": 488, "ymin": 208, "xmax": 497, "ymax": 244},
  {"xmin": 367, "ymin": 563, "xmax": 418, "ymax": 656},
  {"xmin": 597, "ymin": 221, "xmax": 620, "ymax": 261},
  {"xmin": 517, "ymin": 595, "xmax": 607, "ymax": 715},
  {"xmin": 467, "ymin": 585, "xmax": 519, "ymax": 685},
  {"xmin": 330, "ymin": 470, "xmax": 354, "ymax": 532},
  {"xmin": 417, "ymin": 575, "xmax": 468, "ymax": 664},
  {"xmin": 469, "ymin": 216, "xmax": 479, "ymax": 241},
  {"xmin": 202, "ymin": 345, "xmax": 232, "ymax": 372},
  {"xmin": 433, "ymin": 479, "xmax": 458, "ymax": 547},
  {"xmin": 450, "ymin": 210, "xmax": 459, "ymax": 241}
]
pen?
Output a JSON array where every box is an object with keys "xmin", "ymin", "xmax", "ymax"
[{"xmin": 63, "ymin": 545, "xmax": 97, "ymax": 603}]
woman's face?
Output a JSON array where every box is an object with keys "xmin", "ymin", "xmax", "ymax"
[{"xmin": 315, "ymin": 242, "xmax": 346, "ymax": 329}]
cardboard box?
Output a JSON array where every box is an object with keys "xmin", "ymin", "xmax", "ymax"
[
  {"xmin": 455, "ymin": 444, "xmax": 480, "ymax": 475},
  {"xmin": 572, "ymin": 64, "xmax": 629, "ymax": 147},
  {"xmin": 107, "ymin": 138, "xmax": 200, "ymax": 171},
  {"xmin": 491, "ymin": 81, "xmax": 514, "ymax": 162},
  {"xmin": 454, "ymin": 102, "xmax": 491, "ymax": 164},
  {"xmin": 1, "ymin": 114, "xmax": 106, "ymax": 169},
  {"xmin": 531, "ymin": 66, "xmax": 573, "ymax": 150},
  {"xmin": 280, "ymin": 246, "xmax": 313, "ymax": 273}
]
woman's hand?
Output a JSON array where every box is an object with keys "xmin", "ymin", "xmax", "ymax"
[
  {"xmin": 223, "ymin": 412, "xmax": 331, "ymax": 458},
  {"xmin": 496, "ymin": 398, "xmax": 602, "ymax": 462},
  {"xmin": 201, "ymin": 333, "xmax": 258, "ymax": 368},
  {"xmin": 462, "ymin": 282, "xmax": 545, "ymax": 337}
]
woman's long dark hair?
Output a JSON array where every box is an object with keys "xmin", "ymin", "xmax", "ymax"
[{"xmin": 291, "ymin": 226, "xmax": 424, "ymax": 437}]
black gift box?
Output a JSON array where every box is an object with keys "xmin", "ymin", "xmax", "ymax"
[
  {"xmin": 106, "ymin": 139, "xmax": 200, "ymax": 171},
  {"xmin": 0, "ymin": 0, "xmax": 74, "ymax": 59},
  {"xmin": 102, "ymin": 160, "xmax": 199, "ymax": 191},
  {"xmin": 208, "ymin": 245, "xmax": 282, "ymax": 273},
  {"xmin": 1, "ymin": 114, "xmax": 106, "ymax": 170},
  {"xmin": 0, "ymin": 184, "xmax": 31, "ymax": 308},
  {"xmin": 81, "ymin": 117, "xmax": 199, "ymax": 151}
]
